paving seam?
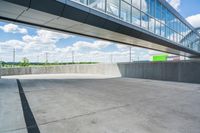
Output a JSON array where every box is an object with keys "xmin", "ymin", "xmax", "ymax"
[
  {"xmin": 39, "ymin": 104, "xmax": 130, "ymax": 126},
  {"xmin": 16, "ymin": 79, "xmax": 40, "ymax": 133}
]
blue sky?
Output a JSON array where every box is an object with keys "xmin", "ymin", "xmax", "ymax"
[
  {"xmin": 179, "ymin": 0, "xmax": 200, "ymax": 18},
  {"xmin": 0, "ymin": 0, "xmax": 200, "ymax": 62}
]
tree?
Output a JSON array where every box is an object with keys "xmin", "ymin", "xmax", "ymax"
[
  {"xmin": 0, "ymin": 61, "xmax": 6, "ymax": 67},
  {"xmin": 20, "ymin": 57, "xmax": 30, "ymax": 67}
]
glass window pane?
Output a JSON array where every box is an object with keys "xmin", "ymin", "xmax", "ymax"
[
  {"xmin": 107, "ymin": 0, "xmax": 120, "ymax": 17},
  {"xmin": 132, "ymin": 7, "xmax": 141, "ymax": 26},
  {"xmin": 170, "ymin": 29, "xmax": 174, "ymax": 41},
  {"xmin": 161, "ymin": 5, "xmax": 166, "ymax": 24},
  {"xmin": 166, "ymin": 10, "xmax": 171, "ymax": 27},
  {"xmin": 132, "ymin": 0, "xmax": 141, "ymax": 9},
  {"xmin": 179, "ymin": 34, "xmax": 183, "ymax": 44},
  {"xmin": 198, "ymin": 41, "xmax": 200, "ymax": 51},
  {"xmin": 141, "ymin": 0, "xmax": 149, "ymax": 13},
  {"xmin": 124, "ymin": 0, "xmax": 131, "ymax": 4},
  {"xmin": 166, "ymin": 27, "xmax": 170, "ymax": 40},
  {"xmin": 161, "ymin": 23, "xmax": 165, "ymax": 37},
  {"xmin": 177, "ymin": 19, "xmax": 181, "ymax": 33},
  {"xmin": 150, "ymin": 0, "xmax": 155, "ymax": 17},
  {"xmin": 155, "ymin": 0, "xmax": 161, "ymax": 20},
  {"xmin": 121, "ymin": 1, "xmax": 131, "ymax": 23},
  {"xmin": 88, "ymin": 0, "xmax": 106, "ymax": 12},
  {"xmin": 149, "ymin": 17, "xmax": 155, "ymax": 33},
  {"xmin": 177, "ymin": 34, "xmax": 181, "ymax": 43},
  {"xmin": 141, "ymin": 13, "xmax": 149, "ymax": 29},
  {"xmin": 174, "ymin": 32, "xmax": 178, "ymax": 43},
  {"xmin": 155, "ymin": 20, "xmax": 161, "ymax": 35},
  {"xmin": 169, "ymin": 14, "xmax": 174, "ymax": 29},
  {"xmin": 72, "ymin": 0, "xmax": 87, "ymax": 4},
  {"xmin": 174, "ymin": 18, "xmax": 179, "ymax": 32},
  {"xmin": 194, "ymin": 42, "xmax": 198, "ymax": 51}
]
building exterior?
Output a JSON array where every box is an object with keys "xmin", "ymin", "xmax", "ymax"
[
  {"xmin": 0, "ymin": 0, "xmax": 200, "ymax": 57},
  {"xmin": 180, "ymin": 27, "xmax": 200, "ymax": 52},
  {"xmin": 197, "ymin": 27, "xmax": 200, "ymax": 33},
  {"xmin": 69, "ymin": 0, "xmax": 200, "ymax": 53}
]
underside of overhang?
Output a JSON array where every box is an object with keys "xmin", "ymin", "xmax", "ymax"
[{"xmin": 0, "ymin": 0, "xmax": 200, "ymax": 57}]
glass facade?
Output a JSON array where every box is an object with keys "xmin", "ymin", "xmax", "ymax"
[
  {"xmin": 88, "ymin": 0, "xmax": 106, "ymax": 11},
  {"xmin": 180, "ymin": 30, "xmax": 200, "ymax": 51},
  {"xmin": 197, "ymin": 28, "xmax": 200, "ymax": 34},
  {"xmin": 60, "ymin": 0, "xmax": 200, "ymax": 52}
]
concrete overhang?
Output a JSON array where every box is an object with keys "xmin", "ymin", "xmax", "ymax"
[{"xmin": 0, "ymin": 0, "xmax": 200, "ymax": 57}]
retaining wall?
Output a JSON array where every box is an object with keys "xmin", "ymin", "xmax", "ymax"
[
  {"xmin": 1, "ymin": 61, "xmax": 200, "ymax": 83},
  {"xmin": 0, "ymin": 64, "xmax": 121, "ymax": 77},
  {"xmin": 117, "ymin": 61, "xmax": 200, "ymax": 83}
]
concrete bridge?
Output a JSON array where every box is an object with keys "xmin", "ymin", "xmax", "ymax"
[{"xmin": 0, "ymin": 0, "xmax": 200, "ymax": 57}]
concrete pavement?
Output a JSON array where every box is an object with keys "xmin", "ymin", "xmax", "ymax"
[
  {"xmin": 0, "ymin": 79, "xmax": 26, "ymax": 133},
  {"xmin": 1, "ymin": 74, "xmax": 200, "ymax": 133}
]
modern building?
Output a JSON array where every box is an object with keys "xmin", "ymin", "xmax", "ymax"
[
  {"xmin": 0, "ymin": 0, "xmax": 200, "ymax": 57},
  {"xmin": 197, "ymin": 27, "xmax": 200, "ymax": 33},
  {"xmin": 180, "ymin": 27, "xmax": 200, "ymax": 52}
]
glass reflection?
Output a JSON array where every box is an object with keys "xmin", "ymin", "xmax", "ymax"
[
  {"xmin": 141, "ymin": 12, "xmax": 149, "ymax": 29},
  {"xmin": 72, "ymin": 0, "xmax": 87, "ymax": 4},
  {"xmin": 132, "ymin": 7, "xmax": 141, "ymax": 26},
  {"xmin": 69, "ymin": 0, "xmax": 200, "ymax": 52},
  {"xmin": 121, "ymin": 1, "xmax": 131, "ymax": 23},
  {"xmin": 132, "ymin": 0, "xmax": 141, "ymax": 9},
  {"xmin": 88, "ymin": 0, "xmax": 106, "ymax": 11},
  {"xmin": 107, "ymin": 0, "xmax": 119, "ymax": 17}
]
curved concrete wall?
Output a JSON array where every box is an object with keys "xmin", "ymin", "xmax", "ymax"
[
  {"xmin": 0, "ymin": 64, "xmax": 121, "ymax": 77},
  {"xmin": 1, "ymin": 61, "xmax": 200, "ymax": 83}
]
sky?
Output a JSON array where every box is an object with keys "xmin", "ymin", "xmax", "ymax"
[
  {"xmin": 0, "ymin": 0, "xmax": 200, "ymax": 63},
  {"xmin": 167, "ymin": 0, "xmax": 200, "ymax": 27}
]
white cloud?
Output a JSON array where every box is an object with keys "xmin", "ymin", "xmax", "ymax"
[
  {"xmin": 0, "ymin": 23, "xmax": 28, "ymax": 34},
  {"xmin": 0, "ymin": 40, "xmax": 25, "ymax": 49},
  {"xmin": 41, "ymin": 40, "xmax": 112, "ymax": 57},
  {"xmin": 186, "ymin": 14, "xmax": 200, "ymax": 28},
  {"xmin": 23, "ymin": 30, "xmax": 72, "ymax": 44},
  {"xmin": 0, "ymin": 29, "xmax": 73, "ymax": 53},
  {"xmin": 43, "ymin": 40, "xmax": 113, "ymax": 62},
  {"xmin": 148, "ymin": 49, "xmax": 163, "ymax": 56},
  {"xmin": 72, "ymin": 40, "xmax": 112, "ymax": 50},
  {"xmin": 116, "ymin": 44, "xmax": 129, "ymax": 51},
  {"xmin": 166, "ymin": 0, "xmax": 181, "ymax": 11},
  {"xmin": 22, "ymin": 29, "xmax": 73, "ymax": 51}
]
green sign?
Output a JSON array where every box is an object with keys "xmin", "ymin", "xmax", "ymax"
[{"xmin": 152, "ymin": 55, "xmax": 168, "ymax": 61}]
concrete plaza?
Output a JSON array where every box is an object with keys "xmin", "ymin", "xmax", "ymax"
[{"xmin": 0, "ymin": 74, "xmax": 200, "ymax": 133}]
